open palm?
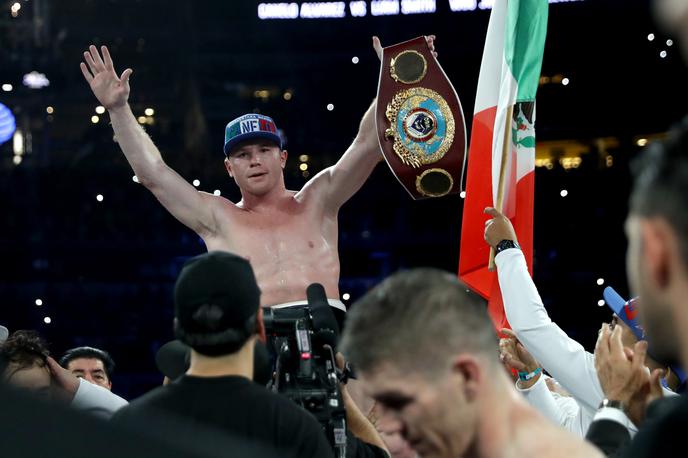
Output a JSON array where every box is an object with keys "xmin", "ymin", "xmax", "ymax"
[{"xmin": 80, "ymin": 45, "xmax": 132, "ymax": 110}]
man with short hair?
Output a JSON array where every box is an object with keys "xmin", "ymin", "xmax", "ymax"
[
  {"xmin": 625, "ymin": 118, "xmax": 688, "ymax": 381},
  {"xmin": 60, "ymin": 346, "xmax": 115, "ymax": 391},
  {"xmin": 79, "ymin": 37, "xmax": 435, "ymax": 318},
  {"xmin": 340, "ymin": 268, "xmax": 602, "ymax": 458}
]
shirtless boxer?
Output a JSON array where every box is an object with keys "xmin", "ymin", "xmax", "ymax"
[
  {"xmin": 80, "ymin": 36, "xmax": 435, "ymax": 315},
  {"xmin": 340, "ymin": 269, "xmax": 602, "ymax": 458}
]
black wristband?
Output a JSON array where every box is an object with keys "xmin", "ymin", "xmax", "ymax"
[{"xmin": 495, "ymin": 239, "xmax": 520, "ymax": 254}]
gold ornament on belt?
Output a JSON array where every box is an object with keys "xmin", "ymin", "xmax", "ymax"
[{"xmin": 384, "ymin": 87, "xmax": 456, "ymax": 169}]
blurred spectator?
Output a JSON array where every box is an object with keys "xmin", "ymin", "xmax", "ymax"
[
  {"xmin": 0, "ymin": 380, "xmax": 277, "ymax": 458},
  {"xmin": 340, "ymin": 268, "xmax": 602, "ymax": 457},
  {"xmin": 60, "ymin": 346, "xmax": 116, "ymax": 391},
  {"xmin": 0, "ymin": 330, "xmax": 51, "ymax": 399},
  {"xmin": 585, "ymin": 117, "xmax": 688, "ymax": 456},
  {"xmin": 653, "ymin": 0, "xmax": 688, "ymax": 61},
  {"xmin": 0, "ymin": 330, "xmax": 128, "ymax": 418}
]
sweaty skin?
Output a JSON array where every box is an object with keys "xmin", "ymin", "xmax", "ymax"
[
  {"xmin": 80, "ymin": 37, "xmax": 437, "ymax": 307},
  {"xmin": 205, "ymin": 168, "xmax": 342, "ymax": 306}
]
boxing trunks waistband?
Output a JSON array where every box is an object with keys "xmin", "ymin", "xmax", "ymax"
[{"xmin": 266, "ymin": 299, "xmax": 346, "ymax": 312}]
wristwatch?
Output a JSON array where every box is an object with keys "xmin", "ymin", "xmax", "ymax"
[
  {"xmin": 598, "ymin": 398, "xmax": 624, "ymax": 410},
  {"xmin": 495, "ymin": 239, "xmax": 520, "ymax": 254}
]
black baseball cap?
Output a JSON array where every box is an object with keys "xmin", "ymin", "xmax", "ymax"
[{"xmin": 174, "ymin": 251, "xmax": 261, "ymax": 354}]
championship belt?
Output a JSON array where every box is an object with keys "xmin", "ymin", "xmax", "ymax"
[{"xmin": 376, "ymin": 36, "xmax": 467, "ymax": 199}]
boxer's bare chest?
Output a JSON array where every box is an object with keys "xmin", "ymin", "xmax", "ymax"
[{"xmin": 204, "ymin": 196, "xmax": 340, "ymax": 304}]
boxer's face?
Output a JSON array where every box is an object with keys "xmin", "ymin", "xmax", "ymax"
[
  {"xmin": 225, "ymin": 140, "xmax": 287, "ymax": 196},
  {"xmin": 361, "ymin": 362, "xmax": 478, "ymax": 458}
]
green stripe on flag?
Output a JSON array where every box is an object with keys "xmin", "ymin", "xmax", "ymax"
[{"xmin": 505, "ymin": 0, "xmax": 549, "ymax": 102}]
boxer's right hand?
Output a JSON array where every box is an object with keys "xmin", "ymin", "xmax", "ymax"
[{"xmin": 80, "ymin": 45, "xmax": 133, "ymax": 111}]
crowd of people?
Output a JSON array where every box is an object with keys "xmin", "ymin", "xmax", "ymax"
[{"xmin": 3, "ymin": 2, "xmax": 688, "ymax": 456}]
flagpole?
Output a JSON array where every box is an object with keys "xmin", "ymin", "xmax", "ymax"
[{"xmin": 488, "ymin": 103, "xmax": 514, "ymax": 271}]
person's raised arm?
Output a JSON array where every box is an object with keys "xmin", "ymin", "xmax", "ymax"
[
  {"xmin": 303, "ymin": 36, "xmax": 436, "ymax": 212},
  {"xmin": 484, "ymin": 207, "xmax": 605, "ymax": 412},
  {"xmin": 80, "ymin": 45, "xmax": 219, "ymax": 238}
]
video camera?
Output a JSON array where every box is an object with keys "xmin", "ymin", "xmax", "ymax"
[{"xmin": 263, "ymin": 284, "xmax": 347, "ymax": 458}]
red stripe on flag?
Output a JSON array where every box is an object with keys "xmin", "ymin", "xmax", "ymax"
[
  {"xmin": 459, "ymin": 106, "xmax": 497, "ymax": 300},
  {"xmin": 459, "ymin": 102, "xmax": 534, "ymax": 329},
  {"xmin": 485, "ymin": 170, "xmax": 534, "ymax": 330}
]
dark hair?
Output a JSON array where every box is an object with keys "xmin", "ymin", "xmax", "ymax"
[
  {"xmin": 340, "ymin": 268, "xmax": 497, "ymax": 375},
  {"xmin": 0, "ymin": 330, "xmax": 50, "ymax": 378},
  {"xmin": 630, "ymin": 117, "xmax": 688, "ymax": 266},
  {"xmin": 59, "ymin": 347, "xmax": 115, "ymax": 380},
  {"xmin": 174, "ymin": 310, "xmax": 257, "ymax": 357}
]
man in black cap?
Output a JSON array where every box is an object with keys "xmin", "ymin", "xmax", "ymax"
[{"xmin": 111, "ymin": 251, "xmax": 333, "ymax": 458}]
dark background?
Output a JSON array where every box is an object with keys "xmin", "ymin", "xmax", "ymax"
[{"xmin": 1, "ymin": 0, "xmax": 686, "ymax": 398}]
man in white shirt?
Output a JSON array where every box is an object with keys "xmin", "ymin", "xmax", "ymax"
[{"xmin": 483, "ymin": 207, "xmax": 677, "ymax": 437}]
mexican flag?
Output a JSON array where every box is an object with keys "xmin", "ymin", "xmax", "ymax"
[{"xmin": 459, "ymin": 0, "xmax": 548, "ymax": 329}]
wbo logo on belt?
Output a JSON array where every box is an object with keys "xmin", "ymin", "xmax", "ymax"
[{"xmin": 376, "ymin": 36, "xmax": 467, "ymax": 199}]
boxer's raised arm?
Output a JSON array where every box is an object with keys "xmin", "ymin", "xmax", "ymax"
[
  {"xmin": 303, "ymin": 36, "xmax": 437, "ymax": 212},
  {"xmin": 305, "ymin": 99, "xmax": 383, "ymax": 212},
  {"xmin": 81, "ymin": 45, "xmax": 219, "ymax": 238}
]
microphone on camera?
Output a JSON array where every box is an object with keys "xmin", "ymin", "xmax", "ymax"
[{"xmin": 307, "ymin": 283, "xmax": 340, "ymax": 347}]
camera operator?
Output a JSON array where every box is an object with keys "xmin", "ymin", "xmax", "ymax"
[
  {"xmin": 263, "ymin": 282, "xmax": 389, "ymax": 457},
  {"xmin": 111, "ymin": 251, "xmax": 332, "ymax": 457}
]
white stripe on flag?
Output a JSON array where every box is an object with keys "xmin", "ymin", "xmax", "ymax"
[{"xmin": 473, "ymin": 0, "xmax": 506, "ymax": 114}]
